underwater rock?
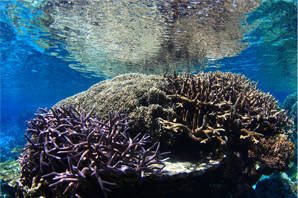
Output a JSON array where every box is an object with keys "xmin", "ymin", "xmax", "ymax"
[
  {"xmin": 283, "ymin": 92, "xmax": 297, "ymax": 117},
  {"xmin": 289, "ymin": 101, "xmax": 297, "ymax": 122},
  {"xmin": 255, "ymin": 171, "xmax": 297, "ymax": 198},
  {"xmin": 17, "ymin": 71, "xmax": 294, "ymax": 197},
  {"xmin": 282, "ymin": 92, "xmax": 298, "ymax": 184}
]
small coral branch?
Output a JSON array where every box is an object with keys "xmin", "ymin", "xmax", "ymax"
[
  {"xmin": 158, "ymin": 116, "xmax": 226, "ymax": 144},
  {"xmin": 239, "ymin": 128, "xmax": 264, "ymax": 144}
]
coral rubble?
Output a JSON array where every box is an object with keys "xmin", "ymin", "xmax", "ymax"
[{"xmin": 17, "ymin": 106, "xmax": 169, "ymax": 198}]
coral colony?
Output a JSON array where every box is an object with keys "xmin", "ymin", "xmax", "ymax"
[
  {"xmin": 18, "ymin": 106, "xmax": 170, "ymax": 198},
  {"xmin": 160, "ymin": 71, "xmax": 294, "ymax": 168},
  {"xmin": 17, "ymin": 71, "xmax": 295, "ymax": 197}
]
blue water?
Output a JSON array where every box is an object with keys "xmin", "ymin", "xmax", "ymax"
[
  {"xmin": 0, "ymin": 3, "xmax": 103, "ymax": 161},
  {"xmin": 0, "ymin": 0, "xmax": 297, "ymax": 164}
]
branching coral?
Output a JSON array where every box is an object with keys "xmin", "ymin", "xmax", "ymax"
[
  {"xmin": 160, "ymin": 71, "xmax": 290, "ymax": 144},
  {"xmin": 158, "ymin": 71, "xmax": 294, "ymax": 169},
  {"xmin": 18, "ymin": 105, "xmax": 169, "ymax": 198}
]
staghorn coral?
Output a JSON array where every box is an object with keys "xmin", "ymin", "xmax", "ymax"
[
  {"xmin": 160, "ymin": 71, "xmax": 291, "ymax": 144},
  {"xmin": 158, "ymin": 71, "xmax": 294, "ymax": 169},
  {"xmin": 18, "ymin": 105, "xmax": 169, "ymax": 198}
]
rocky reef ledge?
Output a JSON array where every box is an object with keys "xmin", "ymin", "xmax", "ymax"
[{"xmin": 15, "ymin": 72, "xmax": 294, "ymax": 198}]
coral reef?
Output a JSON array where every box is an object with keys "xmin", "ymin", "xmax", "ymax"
[
  {"xmin": 17, "ymin": 105, "xmax": 169, "ymax": 198},
  {"xmin": 17, "ymin": 71, "xmax": 295, "ymax": 197}
]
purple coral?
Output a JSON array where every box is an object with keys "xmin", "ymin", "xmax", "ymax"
[{"xmin": 18, "ymin": 105, "xmax": 169, "ymax": 198}]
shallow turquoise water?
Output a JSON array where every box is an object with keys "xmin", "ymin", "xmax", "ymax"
[{"xmin": 0, "ymin": 0, "xmax": 297, "ymax": 195}]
